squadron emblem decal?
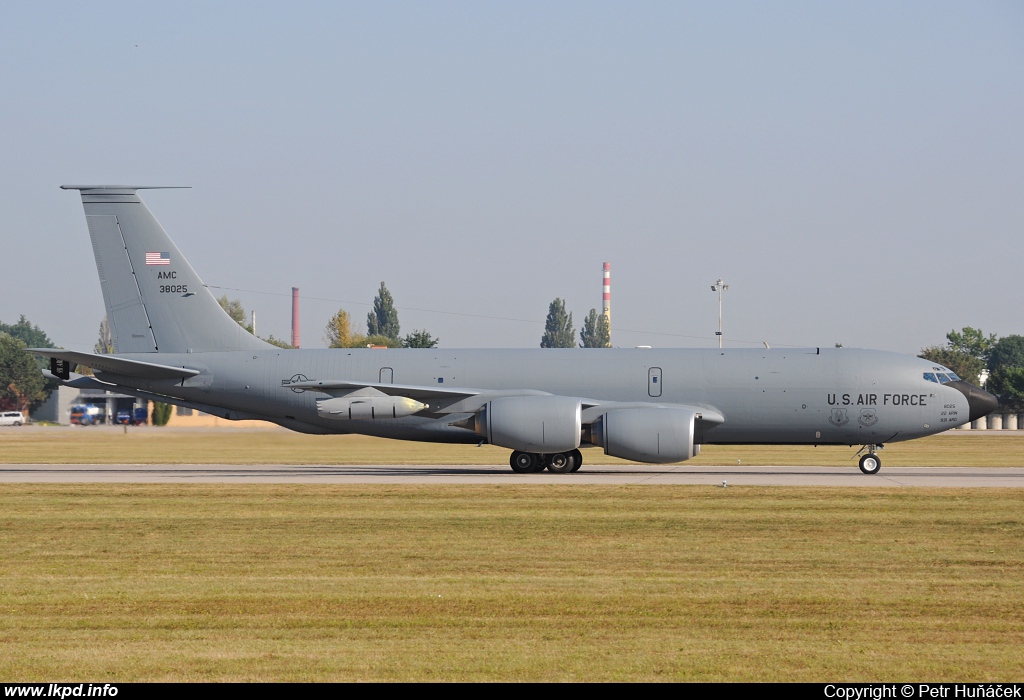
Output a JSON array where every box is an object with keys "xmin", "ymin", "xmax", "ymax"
[
  {"xmin": 858, "ymin": 408, "xmax": 878, "ymax": 427},
  {"xmin": 282, "ymin": 373, "xmax": 309, "ymax": 393},
  {"xmin": 828, "ymin": 408, "xmax": 849, "ymax": 427}
]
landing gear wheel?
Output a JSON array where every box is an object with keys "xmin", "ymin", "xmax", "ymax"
[
  {"xmin": 510, "ymin": 451, "xmax": 538, "ymax": 474},
  {"xmin": 570, "ymin": 449, "xmax": 583, "ymax": 472},
  {"xmin": 859, "ymin": 453, "xmax": 881, "ymax": 474},
  {"xmin": 546, "ymin": 452, "xmax": 575, "ymax": 474}
]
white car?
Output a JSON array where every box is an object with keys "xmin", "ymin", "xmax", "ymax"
[{"xmin": 0, "ymin": 411, "xmax": 25, "ymax": 426}]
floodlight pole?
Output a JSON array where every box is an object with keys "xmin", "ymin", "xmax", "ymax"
[{"xmin": 711, "ymin": 278, "xmax": 729, "ymax": 349}]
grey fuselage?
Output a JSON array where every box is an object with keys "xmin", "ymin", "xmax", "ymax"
[{"xmin": 98, "ymin": 346, "xmax": 972, "ymax": 446}]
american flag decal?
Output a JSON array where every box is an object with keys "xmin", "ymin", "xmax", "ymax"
[{"xmin": 145, "ymin": 252, "xmax": 170, "ymax": 265}]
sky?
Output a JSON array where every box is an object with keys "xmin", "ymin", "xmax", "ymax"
[{"xmin": 1, "ymin": 1, "xmax": 1022, "ymax": 353}]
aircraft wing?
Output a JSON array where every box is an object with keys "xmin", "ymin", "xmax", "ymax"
[
  {"xmin": 284, "ymin": 379, "xmax": 482, "ymax": 401},
  {"xmin": 27, "ymin": 349, "xmax": 201, "ymax": 380},
  {"xmin": 284, "ymin": 379, "xmax": 559, "ymax": 413},
  {"xmin": 284, "ymin": 379, "xmax": 724, "ymax": 423}
]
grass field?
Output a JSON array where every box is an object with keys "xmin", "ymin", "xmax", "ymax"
[
  {"xmin": 0, "ymin": 485, "xmax": 1021, "ymax": 681},
  {"xmin": 1, "ymin": 429, "xmax": 1021, "ymax": 681},
  {"xmin": 1, "ymin": 425, "xmax": 1023, "ymax": 466}
]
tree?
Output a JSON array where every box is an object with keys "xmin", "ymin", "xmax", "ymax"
[
  {"xmin": 151, "ymin": 401, "xmax": 172, "ymax": 426},
  {"xmin": 540, "ymin": 298, "xmax": 574, "ymax": 348},
  {"xmin": 263, "ymin": 335, "xmax": 295, "ymax": 349},
  {"xmin": 986, "ymin": 335, "xmax": 1024, "ymax": 409},
  {"xmin": 366, "ymin": 283, "xmax": 400, "ymax": 341},
  {"xmin": 579, "ymin": 309, "xmax": 610, "ymax": 348},
  {"xmin": 0, "ymin": 315, "xmax": 54, "ymax": 349},
  {"xmin": 0, "ymin": 333, "xmax": 46, "ymax": 414},
  {"xmin": 403, "ymin": 330, "xmax": 439, "ymax": 348},
  {"xmin": 365, "ymin": 334, "xmax": 402, "ymax": 348},
  {"xmin": 987, "ymin": 365, "xmax": 1024, "ymax": 410},
  {"xmin": 217, "ymin": 295, "xmax": 253, "ymax": 332},
  {"xmin": 947, "ymin": 327, "xmax": 997, "ymax": 363},
  {"xmin": 95, "ymin": 316, "xmax": 113, "ymax": 354},
  {"xmin": 324, "ymin": 309, "xmax": 354, "ymax": 348},
  {"xmin": 216, "ymin": 295, "xmax": 294, "ymax": 346},
  {"xmin": 1, "ymin": 315, "xmax": 57, "ymax": 403},
  {"xmin": 987, "ymin": 335, "xmax": 1024, "ymax": 372},
  {"xmin": 919, "ymin": 346, "xmax": 985, "ymax": 387}
]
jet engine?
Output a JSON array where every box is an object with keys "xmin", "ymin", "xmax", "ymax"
[
  {"xmin": 317, "ymin": 396, "xmax": 427, "ymax": 420},
  {"xmin": 470, "ymin": 395, "xmax": 582, "ymax": 453},
  {"xmin": 586, "ymin": 407, "xmax": 700, "ymax": 463}
]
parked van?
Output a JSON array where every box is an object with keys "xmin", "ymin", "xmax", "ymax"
[{"xmin": 0, "ymin": 411, "xmax": 25, "ymax": 426}]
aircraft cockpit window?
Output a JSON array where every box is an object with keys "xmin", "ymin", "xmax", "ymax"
[
  {"xmin": 947, "ymin": 372, "xmax": 961, "ymax": 381},
  {"xmin": 923, "ymin": 373, "xmax": 938, "ymax": 383},
  {"xmin": 937, "ymin": 373, "xmax": 951, "ymax": 383}
]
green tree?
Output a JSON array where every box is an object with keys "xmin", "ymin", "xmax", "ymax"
[
  {"xmin": 540, "ymin": 298, "xmax": 574, "ymax": 348},
  {"xmin": 403, "ymin": 330, "xmax": 439, "ymax": 348},
  {"xmin": 987, "ymin": 335, "xmax": 1024, "ymax": 372},
  {"xmin": 579, "ymin": 309, "xmax": 610, "ymax": 348},
  {"xmin": 366, "ymin": 283, "xmax": 400, "ymax": 341},
  {"xmin": 217, "ymin": 295, "xmax": 293, "ymax": 346},
  {"xmin": 1, "ymin": 316, "xmax": 57, "ymax": 405},
  {"xmin": 263, "ymin": 335, "xmax": 295, "ymax": 349},
  {"xmin": 986, "ymin": 335, "xmax": 1024, "ymax": 409},
  {"xmin": 919, "ymin": 346, "xmax": 985, "ymax": 386},
  {"xmin": 0, "ymin": 315, "xmax": 54, "ymax": 349},
  {"xmin": 217, "ymin": 295, "xmax": 253, "ymax": 333},
  {"xmin": 365, "ymin": 334, "xmax": 402, "ymax": 348},
  {"xmin": 324, "ymin": 309, "xmax": 354, "ymax": 348},
  {"xmin": 0, "ymin": 333, "xmax": 46, "ymax": 414},
  {"xmin": 947, "ymin": 327, "xmax": 997, "ymax": 363},
  {"xmin": 151, "ymin": 401, "xmax": 172, "ymax": 426},
  {"xmin": 95, "ymin": 316, "xmax": 113, "ymax": 354},
  {"xmin": 986, "ymin": 365, "xmax": 1024, "ymax": 410}
]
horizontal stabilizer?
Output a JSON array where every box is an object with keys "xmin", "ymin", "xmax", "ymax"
[{"xmin": 28, "ymin": 349, "xmax": 200, "ymax": 380}]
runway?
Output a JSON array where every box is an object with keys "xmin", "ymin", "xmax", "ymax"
[{"xmin": 1, "ymin": 463, "xmax": 1023, "ymax": 486}]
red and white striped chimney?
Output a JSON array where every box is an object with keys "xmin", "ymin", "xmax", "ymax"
[
  {"xmin": 291, "ymin": 287, "xmax": 300, "ymax": 348},
  {"xmin": 602, "ymin": 262, "xmax": 611, "ymax": 326}
]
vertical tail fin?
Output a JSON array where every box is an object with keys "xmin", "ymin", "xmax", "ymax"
[{"xmin": 63, "ymin": 186, "xmax": 268, "ymax": 354}]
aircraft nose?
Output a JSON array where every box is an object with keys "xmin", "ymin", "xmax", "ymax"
[{"xmin": 949, "ymin": 381, "xmax": 999, "ymax": 422}]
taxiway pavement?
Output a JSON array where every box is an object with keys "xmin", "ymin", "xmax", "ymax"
[{"xmin": 1, "ymin": 464, "xmax": 1023, "ymax": 486}]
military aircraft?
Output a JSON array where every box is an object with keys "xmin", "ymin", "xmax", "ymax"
[{"xmin": 31, "ymin": 186, "xmax": 997, "ymax": 475}]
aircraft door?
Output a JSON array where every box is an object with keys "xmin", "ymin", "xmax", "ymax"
[
  {"xmin": 379, "ymin": 367, "xmax": 393, "ymax": 384},
  {"xmin": 648, "ymin": 367, "xmax": 662, "ymax": 397}
]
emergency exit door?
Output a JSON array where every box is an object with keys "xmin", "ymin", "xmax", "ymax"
[
  {"xmin": 648, "ymin": 367, "xmax": 662, "ymax": 397},
  {"xmin": 379, "ymin": 367, "xmax": 393, "ymax": 384}
]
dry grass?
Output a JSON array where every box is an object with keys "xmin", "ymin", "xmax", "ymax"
[
  {"xmin": 0, "ymin": 485, "xmax": 1021, "ymax": 681},
  {"xmin": 1, "ymin": 425, "xmax": 1022, "ymax": 466}
]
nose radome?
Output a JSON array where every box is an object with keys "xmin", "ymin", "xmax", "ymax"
[{"xmin": 949, "ymin": 381, "xmax": 999, "ymax": 422}]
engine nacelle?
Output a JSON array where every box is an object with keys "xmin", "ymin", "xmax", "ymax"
[
  {"xmin": 317, "ymin": 396, "xmax": 427, "ymax": 420},
  {"xmin": 588, "ymin": 407, "xmax": 699, "ymax": 463},
  {"xmin": 472, "ymin": 395, "xmax": 582, "ymax": 453}
]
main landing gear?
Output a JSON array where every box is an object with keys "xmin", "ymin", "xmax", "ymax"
[
  {"xmin": 509, "ymin": 449, "xmax": 584, "ymax": 474},
  {"xmin": 858, "ymin": 446, "xmax": 883, "ymax": 474}
]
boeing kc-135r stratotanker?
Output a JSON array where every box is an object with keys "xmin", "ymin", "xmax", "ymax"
[{"xmin": 32, "ymin": 186, "xmax": 998, "ymax": 474}]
